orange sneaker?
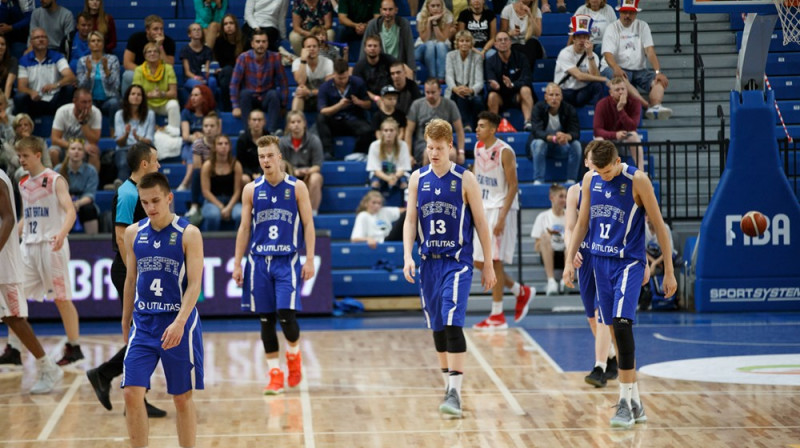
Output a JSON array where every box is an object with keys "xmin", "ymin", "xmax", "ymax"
[
  {"xmin": 264, "ymin": 368, "xmax": 284, "ymax": 395},
  {"xmin": 287, "ymin": 352, "xmax": 302, "ymax": 388}
]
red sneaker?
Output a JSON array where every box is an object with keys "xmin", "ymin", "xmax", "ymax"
[
  {"xmin": 514, "ymin": 285, "xmax": 534, "ymax": 323},
  {"xmin": 472, "ymin": 313, "xmax": 509, "ymax": 331},
  {"xmin": 287, "ymin": 352, "xmax": 302, "ymax": 388},
  {"xmin": 264, "ymin": 368, "xmax": 284, "ymax": 395}
]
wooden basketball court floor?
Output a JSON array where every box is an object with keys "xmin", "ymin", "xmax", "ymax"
[{"xmin": 1, "ymin": 312, "xmax": 799, "ymax": 447}]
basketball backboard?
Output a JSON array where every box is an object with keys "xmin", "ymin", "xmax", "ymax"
[{"xmin": 684, "ymin": 0, "xmax": 778, "ymax": 14}]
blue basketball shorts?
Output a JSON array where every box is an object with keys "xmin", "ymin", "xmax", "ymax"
[
  {"xmin": 577, "ymin": 248, "xmax": 597, "ymax": 318},
  {"xmin": 122, "ymin": 308, "xmax": 204, "ymax": 395},
  {"xmin": 242, "ymin": 253, "xmax": 302, "ymax": 314},
  {"xmin": 593, "ymin": 256, "xmax": 645, "ymax": 324},
  {"xmin": 419, "ymin": 257, "xmax": 473, "ymax": 332}
]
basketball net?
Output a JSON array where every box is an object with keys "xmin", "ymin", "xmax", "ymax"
[{"xmin": 773, "ymin": 0, "xmax": 800, "ymax": 44}]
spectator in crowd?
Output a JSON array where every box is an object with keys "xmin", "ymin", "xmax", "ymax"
[
  {"xmin": 133, "ymin": 42, "xmax": 180, "ymax": 135},
  {"xmin": 601, "ymin": 0, "xmax": 671, "ymax": 119},
  {"xmin": 353, "ymin": 34, "xmax": 397, "ymax": 102},
  {"xmin": 500, "ymin": 0, "xmax": 541, "ymax": 50},
  {"xmin": 337, "ymin": 0, "xmax": 379, "ymax": 45},
  {"xmin": 389, "ymin": 60, "xmax": 420, "ymax": 115},
  {"xmin": 405, "ymin": 77, "xmax": 466, "ymax": 165},
  {"xmin": 230, "ymin": 28, "xmax": 288, "ymax": 135},
  {"xmin": 194, "ymin": 0, "xmax": 227, "ymax": 48},
  {"xmin": 54, "ymin": 138, "xmax": 98, "ymax": 234},
  {"xmin": 28, "ymin": 0, "xmax": 74, "ymax": 53},
  {"xmin": 457, "ymin": 0, "xmax": 496, "ymax": 59},
  {"xmin": 0, "ymin": 92, "xmax": 18, "ymax": 174},
  {"xmin": 15, "ymin": 28, "xmax": 75, "ymax": 118},
  {"xmin": 83, "ymin": 0, "xmax": 116, "ymax": 53},
  {"xmin": 0, "ymin": 35, "xmax": 19, "ymax": 103},
  {"xmin": 367, "ymin": 116, "xmax": 410, "ymax": 196},
  {"xmin": 180, "ymin": 22, "xmax": 218, "ymax": 93},
  {"xmin": 236, "ymin": 109, "xmax": 266, "ymax": 184},
  {"xmin": 540, "ymin": 0, "xmax": 567, "ymax": 13},
  {"xmin": 485, "ymin": 31, "xmax": 534, "ymax": 131},
  {"xmin": 113, "ymin": 84, "xmax": 155, "ymax": 181},
  {"xmin": 76, "ymin": 31, "xmax": 120, "ymax": 118},
  {"xmin": 243, "ymin": 0, "xmax": 289, "ymax": 52},
  {"xmin": 445, "ymin": 30, "xmax": 483, "ymax": 131},
  {"xmin": 316, "ymin": 58, "xmax": 373, "ymax": 157},
  {"xmin": 185, "ymin": 112, "xmax": 220, "ymax": 219},
  {"xmin": 292, "ymin": 35, "xmax": 333, "ymax": 112},
  {"xmin": 279, "ymin": 110, "xmax": 324, "ymax": 212},
  {"xmin": 177, "ymin": 84, "xmax": 215, "ymax": 190},
  {"xmin": 361, "ymin": 0, "xmax": 415, "ymax": 69},
  {"xmin": 554, "ymin": 15, "xmax": 606, "ymax": 108},
  {"xmin": 371, "ymin": 85, "xmax": 406, "ymax": 140},
  {"xmin": 351, "ymin": 190, "xmax": 403, "ymax": 247},
  {"xmin": 214, "ymin": 13, "xmax": 247, "ymax": 111},
  {"xmin": 645, "ymin": 213, "xmax": 676, "ymax": 276},
  {"xmin": 312, "ymin": 25, "xmax": 345, "ymax": 61},
  {"xmin": 573, "ymin": 0, "xmax": 617, "ymax": 51},
  {"xmin": 200, "ymin": 133, "xmax": 242, "ymax": 230},
  {"xmin": 0, "ymin": 0, "xmax": 33, "ymax": 58},
  {"xmin": 12, "ymin": 111, "xmax": 33, "ymax": 142},
  {"xmin": 527, "ymin": 83, "xmax": 581, "ymax": 183},
  {"xmin": 122, "ymin": 15, "xmax": 176, "ymax": 98},
  {"xmin": 415, "ymin": 0, "xmax": 455, "ymax": 83},
  {"xmin": 68, "ymin": 12, "xmax": 92, "ymax": 73},
  {"xmin": 593, "ymin": 76, "xmax": 643, "ymax": 170},
  {"xmin": 530, "ymin": 183, "xmax": 566, "ymax": 295},
  {"xmin": 50, "ymin": 88, "xmax": 101, "ymax": 171},
  {"xmin": 290, "ymin": 0, "xmax": 335, "ymax": 56}
]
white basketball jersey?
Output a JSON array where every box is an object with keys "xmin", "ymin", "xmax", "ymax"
[
  {"xmin": 474, "ymin": 138, "xmax": 519, "ymax": 210},
  {"xmin": 0, "ymin": 170, "xmax": 22, "ymax": 284},
  {"xmin": 19, "ymin": 169, "xmax": 65, "ymax": 244}
]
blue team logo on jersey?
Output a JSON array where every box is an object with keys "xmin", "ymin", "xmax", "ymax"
[
  {"xmin": 450, "ymin": 180, "xmax": 457, "ymax": 192},
  {"xmin": 284, "ymin": 188, "xmax": 291, "ymax": 199}
]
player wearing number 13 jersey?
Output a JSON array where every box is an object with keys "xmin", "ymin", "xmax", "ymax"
[{"xmin": 234, "ymin": 135, "xmax": 316, "ymax": 395}]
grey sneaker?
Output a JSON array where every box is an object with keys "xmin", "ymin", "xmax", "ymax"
[
  {"xmin": 439, "ymin": 388, "xmax": 463, "ymax": 417},
  {"xmin": 631, "ymin": 399, "xmax": 648, "ymax": 423},
  {"xmin": 610, "ymin": 399, "xmax": 634, "ymax": 429},
  {"xmin": 30, "ymin": 361, "xmax": 64, "ymax": 394}
]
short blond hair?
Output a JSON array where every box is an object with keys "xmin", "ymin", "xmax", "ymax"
[
  {"xmin": 15, "ymin": 136, "xmax": 45, "ymax": 155},
  {"xmin": 257, "ymin": 135, "xmax": 280, "ymax": 150},
  {"xmin": 423, "ymin": 119, "xmax": 452, "ymax": 142}
]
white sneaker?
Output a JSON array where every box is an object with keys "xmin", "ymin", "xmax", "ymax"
[
  {"xmin": 546, "ymin": 278, "xmax": 559, "ymax": 296},
  {"xmin": 185, "ymin": 206, "xmax": 198, "ymax": 217},
  {"xmin": 30, "ymin": 360, "xmax": 63, "ymax": 394},
  {"xmin": 559, "ymin": 279, "xmax": 566, "ymax": 293},
  {"xmin": 645, "ymin": 105, "xmax": 672, "ymax": 120}
]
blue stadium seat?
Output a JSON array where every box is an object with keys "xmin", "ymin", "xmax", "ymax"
[
  {"xmin": 98, "ymin": 138, "xmax": 116, "ymax": 152},
  {"xmin": 787, "ymin": 150, "xmax": 800, "ymax": 176},
  {"xmin": 333, "ymin": 137, "xmax": 356, "ymax": 160},
  {"xmin": 539, "ymin": 35, "xmax": 568, "ymax": 57},
  {"xmin": 518, "ymin": 183, "xmax": 557, "ymax": 208},
  {"xmin": 330, "ymin": 242, "xmax": 407, "ymax": 269},
  {"xmin": 320, "ymin": 186, "xmax": 370, "ymax": 212},
  {"xmin": 534, "ymin": 59, "xmax": 556, "ymax": 82},
  {"xmin": 314, "ymin": 214, "xmax": 355, "ymax": 240},
  {"xmin": 497, "ymin": 132, "xmax": 529, "ymax": 156},
  {"xmin": 220, "ymin": 112, "xmax": 244, "ymax": 136},
  {"xmin": 766, "ymin": 53, "xmax": 800, "ymax": 76},
  {"xmin": 776, "ymin": 101, "xmax": 800, "ymax": 125},
  {"xmin": 105, "ymin": 0, "xmax": 176, "ymax": 20},
  {"xmin": 95, "ymin": 190, "xmax": 115, "ymax": 213},
  {"xmin": 776, "ymin": 125, "xmax": 800, "ymax": 139},
  {"xmin": 517, "ymin": 158, "xmax": 533, "ymax": 182},
  {"xmin": 172, "ymin": 190, "xmax": 191, "ymax": 214},
  {"xmin": 321, "ymin": 161, "xmax": 369, "ymax": 186},
  {"xmin": 577, "ymin": 107, "xmax": 595, "ymax": 129},
  {"xmin": 33, "ymin": 116, "xmax": 53, "ymax": 137},
  {"xmin": 736, "ymin": 31, "xmax": 800, "ymax": 52},
  {"xmin": 332, "ymin": 269, "xmax": 419, "ymax": 297},
  {"xmin": 116, "ymin": 19, "xmax": 141, "ymax": 42},
  {"xmin": 160, "ymin": 163, "xmax": 187, "ymax": 188},
  {"xmin": 501, "ymin": 108, "xmax": 525, "ymax": 131},
  {"xmin": 541, "ymin": 13, "xmax": 573, "ymax": 36},
  {"xmin": 165, "ymin": 19, "xmax": 195, "ymax": 41},
  {"xmin": 768, "ymin": 77, "xmax": 800, "ymax": 100}
]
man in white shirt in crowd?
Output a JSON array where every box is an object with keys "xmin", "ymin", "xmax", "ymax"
[
  {"xmin": 554, "ymin": 15, "xmax": 607, "ymax": 108},
  {"xmin": 531, "ymin": 183, "xmax": 567, "ymax": 295}
]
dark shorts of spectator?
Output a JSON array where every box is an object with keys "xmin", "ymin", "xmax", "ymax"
[{"xmin": 600, "ymin": 66, "xmax": 656, "ymax": 94}]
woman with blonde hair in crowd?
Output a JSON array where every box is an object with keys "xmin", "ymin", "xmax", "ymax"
[
  {"xmin": 350, "ymin": 190, "xmax": 404, "ymax": 248},
  {"xmin": 54, "ymin": 138, "xmax": 99, "ymax": 234},
  {"xmin": 445, "ymin": 30, "xmax": 484, "ymax": 131},
  {"xmin": 76, "ymin": 31, "xmax": 121, "ymax": 118},
  {"xmin": 83, "ymin": 0, "xmax": 117, "ymax": 53},
  {"xmin": 366, "ymin": 117, "xmax": 411, "ymax": 196},
  {"xmin": 415, "ymin": 0, "xmax": 456, "ymax": 83}
]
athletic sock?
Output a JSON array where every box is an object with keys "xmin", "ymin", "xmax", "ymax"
[
  {"xmin": 608, "ymin": 344, "xmax": 617, "ymax": 358},
  {"xmin": 441, "ymin": 368, "xmax": 449, "ymax": 392},
  {"xmin": 286, "ymin": 344, "xmax": 300, "ymax": 355},
  {"xmin": 619, "ymin": 382, "xmax": 633, "ymax": 407},
  {"xmin": 67, "ymin": 339, "xmax": 80, "ymax": 347},
  {"xmin": 448, "ymin": 371, "xmax": 463, "ymax": 395},
  {"xmin": 594, "ymin": 361, "xmax": 607, "ymax": 372},
  {"xmin": 490, "ymin": 301, "xmax": 503, "ymax": 316},
  {"xmin": 267, "ymin": 358, "xmax": 280, "ymax": 371},
  {"xmin": 8, "ymin": 331, "xmax": 22, "ymax": 351},
  {"xmin": 631, "ymin": 382, "xmax": 641, "ymax": 404},
  {"xmin": 510, "ymin": 282, "xmax": 521, "ymax": 296}
]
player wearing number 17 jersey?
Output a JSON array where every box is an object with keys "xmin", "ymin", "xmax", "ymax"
[{"xmin": 234, "ymin": 135, "xmax": 316, "ymax": 395}]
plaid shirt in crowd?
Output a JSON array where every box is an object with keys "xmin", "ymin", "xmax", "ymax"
[{"xmin": 229, "ymin": 49, "xmax": 288, "ymax": 109}]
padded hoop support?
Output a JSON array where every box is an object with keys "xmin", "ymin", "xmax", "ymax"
[{"xmin": 736, "ymin": 13, "xmax": 779, "ymax": 92}]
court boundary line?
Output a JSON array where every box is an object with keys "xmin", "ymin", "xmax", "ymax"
[
  {"xmin": 464, "ymin": 332, "xmax": 527, "ymax": 416},
  {"xmin": 299, "ymin": 374, "xmax": 315, "ymax": 448},
  {"xmin": 515, "ymin": 327, "xmax": 564, "ymax": 373},
  {"xmin": 653, "ymin": 333, "xmax": 800, "ymax": 346},
  {"xmin": 37, "ymin": 374, "xmax": 83, "ymax": 441}
]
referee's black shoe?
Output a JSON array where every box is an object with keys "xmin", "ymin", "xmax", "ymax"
[
  {"xmin": 86, "ymin": 368, "xmax": 112, "ymax": 410},
  {"xmin": 145, "ymin": 399, "xmax": 167, "ymax": 418}
]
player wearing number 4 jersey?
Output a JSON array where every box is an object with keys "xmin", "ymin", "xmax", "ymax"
[{"xmin": 233, "ymin": 135, "xmax": 316, "ymax": 395}]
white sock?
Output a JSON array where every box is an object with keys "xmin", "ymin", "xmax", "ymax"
[
  {"xmin": 510, "ymin": 282, "xmax": 521, "ymax": 296},
  {"xmin": 490, "ymin": 301, "xmax": 503, "ymax": 316},
  {"xmin": 608, "ymin": 344, "xmax": 616, "ymax": 359},
  {"xmin": 594, "ymin": 361, "xmax": 607, "ymax": 372},
  {"xmin": 631, "ymin": 382, "xmax": 641, "ymax": 404},
  {"xmin": 448, "ymin": 371, "xmax": 463, "ymax": 395},
  {"xmin": 619, "ymin": 382, "xmax": 633, "ymax": 407},
  {"xmin": 67, "ymin": 339, "xmax": 79, "ymax": 346},
  {"xmin": 36, "ymin": 356, "xmax": 52, "ymax": 368},
  {"xmin": 7, "ymin": 331, "xmax": 22, "ymax": 351},
  {"xmin": 287, "ymin": 344, "xmax": 300, "ymax": 355},
  {"xmin": 441, "ymin": 368, "xmax": 449, "ymax": 392},
  {"xmin": 267, "ymin": 358, "xmax": 280, "ymax": 371}
]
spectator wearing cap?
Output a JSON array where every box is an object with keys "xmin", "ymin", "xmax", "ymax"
[
  {"xmin": 371, "ymin": 84, "xmax": 407, "ymax": 140},
  {"xmin": 291, "ymin": 35, "xmax": 334, "ymax": 112},
  {"xmin": 554, "ymin": 15, "xmax": 607, "ymax": 108},
  {"xmin": 573, "ymin": 0, "xmax": 618, "ymax": 52},
  {"xmin": 445, "ymin": 29, "xmax": 484, "ymax": 132},
  {"xmin": 601, "ymin": 0, "xmax": 672, "ymax": 119}
]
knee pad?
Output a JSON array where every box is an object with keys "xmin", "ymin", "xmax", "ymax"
[
  {"xmin": 612, "ymin": 318, "xmax": 636, "ymax": 370},
  {"xmin": 432, "ymin": 330, "xmax": 447, "ymax": 353},
  {"xmin": 445, "ymin": 326, "xmax": 466, "ymax": 353},
  {"xmin": 260, "ymin": 313, "xmax": 279, "ymax": 354},
  {"xmin": 277, "ymin": 309, "xmax": 300, "ymax": 343}
]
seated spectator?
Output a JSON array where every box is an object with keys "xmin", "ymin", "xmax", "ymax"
[
  {"xmin": 50, "ymin": 88, "xmax": 101, "ymax": 171},
  {"xmin": 180, "ymin": 23, "xmax": 218, "ymax": 93},
  {"xmin": 133, "ymin": 42, "xmax": 181, "ymax": 135},
  {"xmin": 292, "ymin": 35, "xmax": 333, "ymax": 112},
  {"xmin": 500, "ymin": 0, "xmax": 544, "ymax": 63},
  {"xmin": 230, "ymin": 28, "xmax": 287, "ymax": 135},
  {"xmin": 367, "ymin": 117, "xmax": 410, "ymax": 196},
  {"xmin": 353, "ymin": 34, "xmax": 400, "ymax": 102},
  {"xmin": 445, "ymin": 30, "xmax": 484, "ymax": 131},
  {"xmin": 76, "ymin": 31, "xmax": 121, "ymax": 118},
  {"xmin": 236, "ymin": 109, "xmax": 266, "ymax": 184},
  {"xmin": 0, "ymin": 0, "xmax": 33, "ymax": 59},
  {"xmin": 114, "ymin": 84, "xmax": 155, "ymax": 181},
  {"xmin": 485, "ymin": 31, "xmax": 534, "ymax": 131},
  {"xmin": 178, "ymin": 84, "xmax": 216, "ymax": 188},
  {"xmin": 15, "ymin": 28, "xmax": 75, "ymax": 118},
  {"xmin": 530, "ymin": 183, "xmax": 566, "ymax": 295},
  {"xmin": 540, "ymin": 0, "xmax": 567, "ymax": 14},
  {"xmin": 242, "ymin": 0, "xmax": 289, "ymax": 53},
  {"xmin": 350, "ymin": 190, "xmax": 403, "ymax": 248},
  {"xmin": 0, "ymin": 35, "xmax": 19, "ymax": 105},
  {"xmin": 312, "ymin": 25, "xmax": 346, "ymax": 61},
  {"xmin": 601, "ymin": 0, "xmax": 671, "ymax": 119},
  {"xmin": 361, "ymin": 0, "xmax": 415, "ymax": 69},
  {"xmin": 54, "ymin": 138, "xmax": 99, "ymax": 234},
  {"xmin": 316, "ymin": 58, "xmax": 373, "ymax": 157},
  {"xmin": 214, "ymin": 13, "xmax": 248, "ymax": 111},
  {"xmin": 554, "ymin": 15, "xmax": 606, "ymax": 108},
  {"xmin": 29, "ymin": 0, "xmax": 74, "ymax": 53},
  {"xmin": 574, "ymin": 0, "xmax": 617, "ymax": 52},
  {"xmin": 68, "ymin": 12, "xmax": 92, "ymax": 73},
  {"xmin": 0, "ymin": 92, "xmax": 18, "ymax": 174},
  {"xmin": 13, "ymin": 112, "xmax": 34, "ymax": 143},
  {"xmin": 337, "ymin": 0, "xmax": 379, "ymax": 45},
  {"xmin": 279, "ymin": 110, "xmax": 324, "ymax": 212},
  {"xmin": 200, "ymin": 133, "xmax": 242, "ymax": 230},
  {"xmin": 186, "ymin": 112, "xmax": 221, "ymax": 219},
  {"xmin": 83, "ymin": 0, "xmax": 117, "ymax": 53},
  {"xmin": 528, "ymin": 83, "xmax": 580, "ymax": 183},
  {"xmin": 645, "ymin": 213, "xmax": 676, "ymax": 276},
  {"xmin": 415, "ymin": 0, "xmax": 455, "ymax": 83},
  {"xmin": 193, "ymin": 0, "xmax": 227, "ymax": 48},
  {"xmin": 371, "ymin": 85, "xmax": 406, "ymax": 140},
  {"xmin": 405, "ymin": 78, "xmax": 466, "ymax": 165},
  {"xmin": 290, "ymin": 0, "xmax": 335, "ymax": 56},
  {"xmin": 122, "ymin": 15, "xmax": 176, "ymax": 97},
  {"xmin": 389, "ymin": 60, "xmax": 421, "ymax": 115},
  {"xmin": 593, "ymin": 76, "xmax": 644, "ymax": 170},
  {"xmin": 456, "ymin": 0, "xmax": 497, "ymax": 58}
]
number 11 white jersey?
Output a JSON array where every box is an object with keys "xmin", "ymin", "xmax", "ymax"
[{"xmin": 473, "ymin": 139, "xmax": 519, "ymax": 211}]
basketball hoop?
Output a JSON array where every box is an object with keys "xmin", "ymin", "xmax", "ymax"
[{"xmin": 773, "ymin": 0, "xmax": 800, "ymax": 44}]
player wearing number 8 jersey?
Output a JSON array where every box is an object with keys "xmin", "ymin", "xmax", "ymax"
[{"xmin": 233, "ymin": 135, "xmax": 316, "ymax": 395}]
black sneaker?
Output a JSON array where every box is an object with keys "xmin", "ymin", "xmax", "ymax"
[
  {"xmin": 145, "ymin": 399, "xmax": 167, "ymax": 418},
  {"xmin": 56, "ymin": 343, "xmax": 85, "ymax": 366},
  {"xmin": 604, "ymin": 356, "xmax": 619, "ymax": 381},
  {"xmin": 86, "ymin": 368, "xmax": 113, "ymax": 410},
  {"xmin": 584, "ymin": 366, "xmax": 607, "ymax": 388},
  {"xmin": 0, "ymin": 344, "xmax": 22, "ymax": 366}
]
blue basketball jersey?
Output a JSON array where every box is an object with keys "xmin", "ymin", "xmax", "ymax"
[
  {"xmin": 250, "ymin": 174, "xmax": 303, "ymax": 256},
  {"xmin": 133, "ymin": 216, "xmax": 190, "ymax": 314},
  {"xmin": 416, "ymin": 164, "xmax": 473, "ymax": 264},
  {"xmin": 588, "ymin": 164, "xmax": 645, "ymax": 261},
  {"xmin": 577, "ymin": 184, "xmax": 590, "ymax": 254}
]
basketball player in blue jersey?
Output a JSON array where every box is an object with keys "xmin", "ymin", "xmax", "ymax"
[
  {"xmin": 403, "ymin": 118, "xmax": 497, "ymax": 418},
  {"xmin": 233, "ymin": 135, "xmax": 316, "ymax": 395},
  {"xmin": 564, "ymin": 140, "xmax": 676, "ymax": 429},
  {"xmin": 121, "ymin": 173, "xmax": 205, "ymax": 448}
]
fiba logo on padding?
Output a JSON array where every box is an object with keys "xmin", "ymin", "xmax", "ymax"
[{"xmin": 725, "ymin": 213, "xmax": 791, "ymax": 246}]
